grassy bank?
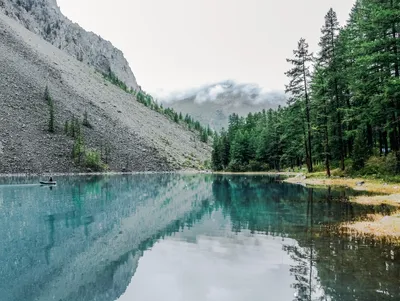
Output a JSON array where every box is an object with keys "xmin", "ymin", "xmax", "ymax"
[{"xmin": 284, "ymin": 172, "xmax": 400, "ymax": 241}]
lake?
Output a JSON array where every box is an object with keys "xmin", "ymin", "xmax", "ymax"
[{"xmin": 0, "ymin": 174, "xmax": 399, "ymax": 301}]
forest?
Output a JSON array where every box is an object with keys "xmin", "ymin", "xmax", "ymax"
[{"xmin": 212, "ymin": 0, "xmax": 400, "ymax": 178}]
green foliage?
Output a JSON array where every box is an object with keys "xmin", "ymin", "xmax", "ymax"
[
  {"xmin": 103, "ymin": 69, "xmax": 129, "ymax": 92},
  {"xmin": 173, "ymin": 112, "xmax": 179, "ymax": 123},
  {"xmin": 45, "ymin": 86, "xmax": 55, "ymax": 133},
  {"xmin": 211, "ymin": 2, "xmax": 400, "ymax": 178},
  {"xmin": 64, "ymin": 120, "xmax": 69, "ymax": 135},
  {"xmin": 67, "ymin": 115, "xmax": 81, "ymax": 139},
  {"xmin": 200, "ymin": 128, "xmax": 208, "ymax": 143},
  {"xmin": 72, "ymin": 132, "xmax": 84, "ymax": 164},
  {"xmin": 63, "ymin": 113, "xmax": 106, "ymax": 171},
  {"xmin": 85, "ymin": 150, "xmax": 107, "ymax": 171},
  {"xmin": 358, "ymin": 154, "xmax": 397, "ymax": 177},
  {"xmin": 285, "ymin": 38, "xmax": 314, "ymax": 172},
  {"xmin": 82, "ymin": 110, "xmax": 92, "ymax": 128},
  {"xmin": 102, "ymin": 72, "xmax": 213, "ymax": 143}
]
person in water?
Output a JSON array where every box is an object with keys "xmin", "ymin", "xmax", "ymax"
[{"xmin": 49, "ymin": 177, "xmax": 53, "ymax": 182}]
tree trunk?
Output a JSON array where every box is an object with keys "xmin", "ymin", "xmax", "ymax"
[
  {"xmin": 367, "ymin": 123, "xmax": 373, "ymax": 154},
  {"xmin": 302, "ymin": 58, "xmax": 313, "ymax": 172},
  {"xmin": 334, "ymin": 78, "xmax": 345, "ymax": 171},
  {"xmin": 383, "ymin": 131, "xmax": 389, "ymax": 156},
  {"xmin": 325, "ymin": 123, "xmax": 331, "ymax": 177},
  {"xmin": 323, "ymin": 96, "xmax": 331, "ymax": 177},
  {"xmin": 303, "ymin": 121, "xmax": 311, "ymax": 172}
]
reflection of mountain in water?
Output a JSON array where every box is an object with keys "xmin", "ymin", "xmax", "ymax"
[
  {"xmin": 0, "ymin": 174, "xmax": 214, "ymax": 301},
  {"xmin": 0, "ymin": 174, "xmax": 399, "ymax": 301}
]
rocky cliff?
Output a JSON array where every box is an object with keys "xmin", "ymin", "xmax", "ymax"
[
  {"xmin": 0, "ymin": 11, "xmax": 211, "ymax": 173},
  {"xmin": 0, "ymin": 0, "xmax": 138, "ymax": 90}
]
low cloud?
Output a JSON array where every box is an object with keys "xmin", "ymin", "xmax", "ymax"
[{"xmin": 152, "ymin": 80, "xmax": 286, "ymax": 106}]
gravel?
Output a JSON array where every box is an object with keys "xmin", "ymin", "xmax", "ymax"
[{"xmin": 0, "ymin": 13, "xmax": 212, "ymax": 174}]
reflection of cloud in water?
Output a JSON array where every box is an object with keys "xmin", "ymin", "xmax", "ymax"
[{"xmin": 119, "ymin": 210, "xmax": 326, "ymax": 301}]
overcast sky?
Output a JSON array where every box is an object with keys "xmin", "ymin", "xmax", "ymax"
[{"xmin": 57, "ymin": 0, "xmax": 354, "ymax": 97}]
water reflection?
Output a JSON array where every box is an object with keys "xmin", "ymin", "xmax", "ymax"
[{"xmin": 0, "ymin": 174, "xmax": 398, "ymax": 301}]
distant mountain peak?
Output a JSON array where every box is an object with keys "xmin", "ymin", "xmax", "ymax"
[
  {"xmin": 158, "ymin": 80, "xmax": 285, "ymax": 105},
  {"xmin": 159, "ymin": 80, "xmax": 287, "ymax": 130}
]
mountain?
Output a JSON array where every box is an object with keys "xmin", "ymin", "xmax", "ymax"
[
  {"xmin": 0, "ymin": 9, "xmax": 211, "ymax": 173},
  {"xmin": 0, "ymin": 0, "xmax": 138, "ymax": 90},
  {"xmin": 159, "ymin": 80, "xmax": 287, "ymax": 130}
]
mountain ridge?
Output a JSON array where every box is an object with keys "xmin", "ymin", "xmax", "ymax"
[
  {"xmin": 159, "ymin": 80, "xmax": 287, "ymax": 130},
  {"xmin": 0, "ymin": 11, "xmax": 211, "ymax": 173},
  {"xmin": 0, "ymin": 0, "xmax": 138, "ymax": 90}
]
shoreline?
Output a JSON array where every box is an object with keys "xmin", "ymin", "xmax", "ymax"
[
  {"xmin": 2, "ymin": 170, "xmax": 399, "ymax": 240},
  {"xmin": 284, "ymin": 174, "xmax": 400, "ymax": 241},
  {"xmin": 210, "ymin": 171, "xmax": 300, "ymax": 176},
  {"xmin": 0, "ymin": 170, "xmax": 298, "ymax": 179},
  {"xmin": 0, "ymin": 169, "xmax": 214, "ymax": 178}
]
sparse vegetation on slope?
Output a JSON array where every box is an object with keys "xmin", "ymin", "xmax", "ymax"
[
  {"xmin": 0, "ymin": 12, "xmax": 211, "ymax": 173},
  {"xmin": 45, "ymin": 85, "xmax": 55, "ymax": 133},
  {"xmin": 103, "ymin": 70, "xmax": 214, "ymax": 143}
]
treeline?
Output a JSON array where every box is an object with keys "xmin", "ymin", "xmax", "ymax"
[
  {"xmin": 103, "ymin": 70, "xmax": 213, "ymax": 143},
  {"xmin": 213, "ymin": 0, "xmax": 400, "ymax": 177}
]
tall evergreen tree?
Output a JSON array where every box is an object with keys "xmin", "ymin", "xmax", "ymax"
[
  {"xmin": 285, "ymin": 38, "xmax": 314, "ymax": 172},
  {"xmin": 317, "ymin": 8, "xmax": 346, "ymax": 171},
  {"xmin": 210, "ymin": 0, "xmax": 400, "ymax": 177},
  {"xmin": 311, "ymin": 65, "xmax": 332, "ymax": 176}
]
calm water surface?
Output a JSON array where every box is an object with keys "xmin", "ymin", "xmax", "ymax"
[{"xmin": 0, "ymin": 174, "xmax": 399, "ymax": 301}]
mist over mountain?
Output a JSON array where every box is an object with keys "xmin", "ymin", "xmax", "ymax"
[{"xmin": 157, "ymin": 80, "xmax": 287, "ymax": 130}]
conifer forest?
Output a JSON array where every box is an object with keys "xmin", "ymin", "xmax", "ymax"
[{"xmin": 212, "ymin": 0, "xmax": 400, "ymax": 177}]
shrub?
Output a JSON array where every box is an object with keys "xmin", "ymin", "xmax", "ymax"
[
  {"xmin": 384, "ymin": 153, "xmax": 397, "ymax": 175},
  {"xmin": 85, "ymin": 150, "xmax": 107, "ymax": 171},
  {"xmin": 331, "ymin": 168, "xmax": 347, "ymax": 177},
  {"xmin": 72, "ymin": 134, "xmax": 85, "ymax": 163},
  {"xmin": 82, "ymin": 110, "xmax": 92, "ymax": 128},
  {"xmin": 227, "ymin": 160, "xmax": 245, "ymax": 172},
  {"xmin": 247, "ymin": 160, "xmax": 261, "ymax": 171},
  {"xmin": 362, "ymin": 156, "xmax": 386, "ymax": 176},
  {"xmin": 45, "ymin": 86, "xmax": 55, "ymax": 133},
  {"xmin": 312, "ymin": 164, "xmax": 326, "ymax": 173},
  {"xmin": 64, "ymin": 120, "xmax": 69, "ymax": 134}
]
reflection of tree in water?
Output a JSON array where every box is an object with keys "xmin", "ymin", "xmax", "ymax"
[
  {"xmin": 0, "ymin": 173, "xmax": 216, "ymax": 301},
  {"xmin": 211, "ymin": 175, "xmax": 400, "ymax": 301},
  {"xmin": 2, "ymin": 174, "xmax": 399, "ymax": 301}
]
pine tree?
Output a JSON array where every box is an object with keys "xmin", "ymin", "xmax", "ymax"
[
  {"xmin": 318, "ymin": 8, "xmax": 345, "ymax": 171},
  {"xmin": 211, "ymin": 134, "xmax": 222, "ymax": 170},
  {"xmin": 83, "ymin": 110, "xmax": 92, "ymax": 128},
  {"xmin": 311, "ymin": 65, "xmax": 332, "ymax": 176},
  {"xmin": 64, "ymin": 120, "xmax": 69, "ymax": 135},
  {"xmin": 45, "ymin": 86, "xmax": 55, "ymax": 133},
  {"xmin": 285, "ymin": 38, "xmax": 314, "ymax": 172},
  {"xmin": 208, "ymin": 1, "xmax": 400, "ymax": 176}
]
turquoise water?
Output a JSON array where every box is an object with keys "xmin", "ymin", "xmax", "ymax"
[{"xmin": 0, "ymin": 174, "xmax": 399, "ymax": 301}]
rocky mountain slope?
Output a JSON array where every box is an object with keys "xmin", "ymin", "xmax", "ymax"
[
  {"xmin": 0, "ymin": 0, "xmax": 138, "ymax": 90},
  {"xmin": 161, "ymin": 80, "xmax": 287, "ymax": 130},
  {"xmin": 0, "ymin": 12, "xmax": 211, "ymax": 174}
]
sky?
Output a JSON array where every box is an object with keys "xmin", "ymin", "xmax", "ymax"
[{"xmin": 57, "ymin": 0, "xmax": 354, "ymax": 98}]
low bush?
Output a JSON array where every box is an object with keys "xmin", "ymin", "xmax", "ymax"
[{"xmin": 85, "ymin": 150, "xmax": 108, "ymax": 171}]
